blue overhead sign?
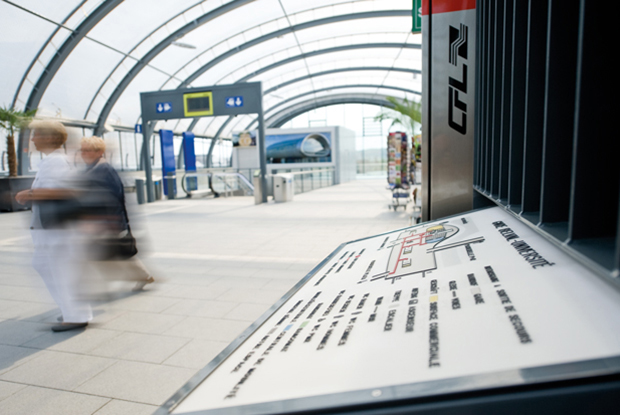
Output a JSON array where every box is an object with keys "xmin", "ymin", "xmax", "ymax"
[
  {"xmin": 135, "ymin": 124, "xmax": 142, "ymax": 133},
  {"xmin": 156, "ymin": 102, "xmax": 172, "ymax": 113},
  {"xmin": 225, "ymin": 96, "xmax": 244, "ymax": 108}
]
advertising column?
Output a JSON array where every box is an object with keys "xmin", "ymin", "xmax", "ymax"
[{"xmin": 422, "ymin": 0, "xmax": 476, "ymax": 220}]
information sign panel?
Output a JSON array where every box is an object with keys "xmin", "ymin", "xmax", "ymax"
[
  {"xmin": 165, "ymin": 206, "xmax": 620, "ymax": 414},
  {"xmin": 225, "ymin": 96, "xmax": 244, "ymax": 108},
  {"xmin": 183, "ymin": 91, "xmax": 213, "ymax": 117}
]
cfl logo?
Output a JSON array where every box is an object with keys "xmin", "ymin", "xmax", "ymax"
[{"xmin": 448, "ymin": 23, "xmax": 468, "ymax": 135}]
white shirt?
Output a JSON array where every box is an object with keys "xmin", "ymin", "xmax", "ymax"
[{"xmin": 31, "ymin": 148, "xmax": 72, "ymax": 228}]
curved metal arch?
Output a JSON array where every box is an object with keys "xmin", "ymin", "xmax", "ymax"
[
  {"xmin": 95, "ymin": 9, "xmax": 411, "ymax": 135},
  {"xmin": 264, "ymin": 66, "xmax": 421, "ymax": 95},
  {"xmin": 189, "ymin": 44, "xmax": 421, "ymax": 137},
  {"xmin": 268, "ymin": 84, "xmax": 418, "ymax": 114},
  {"xmin": 23, "ymin": 0, "xmax": 123, "ymax": 112},
  {"xmin": 236, "ymin": 42, "xmax": 420, "ymax": 84},
  {"xmin": 243, "ymin": 83, "xmax": 420, "ymax": 131},
  {"xmin": 195, "ymin": 42, "xmax": 419, "ymax": 140},
  {"xmin": 83, "ymin": 0, "xmax": 218, "ymax": 120},
  {"xmin": 203, "ymin": 89, "xmax": 402, "ymax": 167},
  {"xmin": 179, "ymin": 10, "xmax": 411, "ymax": 88},
  {"xmin": 265, "ymin": 93, "xmax": 396, "ymax": 128},
  {"xmin": 10, "ymin": 0, "xmax": 89, "ymax": 108},
  {"xmin": 17, "ymin": 0, "xmax": 122, "ymax": 176},
  {"xmin": 93, "ymin": 0, "xmax": 256, "ymax": 136}
]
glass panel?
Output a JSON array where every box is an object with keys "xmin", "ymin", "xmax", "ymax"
[
  {"xmin": 38, "ymin": 37, "xmax": 125, "ymax": 120},
  {"xmin": 87, "ymin": 0, "xmax": 201, "ymax": 54},
  {"xmin": 64, "ymin": 0, "xmax": 106, "ymax": 29},
  {"xmin": 194, "ymin": 137, "xmax": 211, "ymax": 168},
  {"xmin": 101, "ymin": 131, "xmax": 122, "ymax": 170},
  {"xmin": 295, "ymin": 17, "xmax": 411, "ymax": 44},
  {"xmin": 107, "ymin": 66, "xmax": 171, "ymax": 126},
  {"xmin": 0, "ymin": 2, "xmax": 59, "ymax": 107},
  {"xmin": 17, "ymin": 0, "xmax": 86, "ymax": 24}
]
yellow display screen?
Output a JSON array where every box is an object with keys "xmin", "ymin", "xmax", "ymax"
[{"xmin": 183, "ymin": 91, "xmax": 213, "ymax": 117}]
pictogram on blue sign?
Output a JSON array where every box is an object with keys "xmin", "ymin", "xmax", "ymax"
[
  {"xmin": 156, "ymin": 102, "xmax": 172, "ymax": 113},
  {"xmin": 225, "ymin": 96, "xmax": 244, "ymax": 108}
]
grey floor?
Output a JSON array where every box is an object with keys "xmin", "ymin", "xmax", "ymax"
[{"xmin": 0, "ymin": 179, "xmax": 413, "ymax": 415}]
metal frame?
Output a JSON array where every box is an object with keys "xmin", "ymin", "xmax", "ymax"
[
  {"xmin": 237, "ymin": 78, "xmax": 422, "ymax": 130},
  {"xmin": 265, "ymin": 93, "xmax": 397, "ymax": 128},
  {"xmin": 8, "ymin": 0, "xmax": 88, "ymax": 108},
  {"xmin": 82, "ymin": 0, "xmax": 229, "ymax": 121},
  {"xmin": 178, "ymin": 10, "xmax": 411, "ymax": 89},
  {"xmin": 191, "ymin": 42, "xmax": 420, "ymax": 142},
  {"xmin": 155, "ymin": 206, "xmax": 620, "ymax": 415},
  {"xmin": 139, "ymin": 82, "xmax": 267, "ymax": 203},
  {"xmin": 15, "ymin": 0, "xmax": 123, "ymax": 175},
  {"xmin": 94, "ymin": 9, "xmax": 410, "ymax": 136},
  {"xmin": 264, "ymin": 66, "xmax": 421, "ymax": 95},
  {"xmin": 473, "ymin": 0, "xmax": 619, "ymax": 283},
  {"xmin": 93, "ymin": 0, "xmax": 256, "ymax": 136}
]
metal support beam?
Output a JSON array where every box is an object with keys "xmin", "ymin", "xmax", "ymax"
[
  {"xmin": 205, "ymin": 83, "xmax": 417, "ymax": 148},
  {"xmin": 93, "ymin": 0, "xmax": 255, "ymax": 136},
  {"xmin": 95, "ymin": 10, "xmax": 411, "ymax": 135},
  {"xmin": 265, "ymin": 93, "xmax": 397, "ymax": 128},
  {"xmin": 179, "ymin": 10, "xmax": 411, "ymax": 88},
  {"xmin": 141, "ymin": 121, "xmax": 155, "ymax": 203},
  {"xmin": 16, "ymin": 0, "xmax": 122, "ymax": 175},
  {"xmin": 242, "ymin": 83, "xmax": 420, "ymax": 132},
  {"xmin": 264, "ymin": 66, "xmax": 421, "ymax": 95},
  {"xmin": 190, "ymin": 43, "xmax": 420, "ymax": 139}
]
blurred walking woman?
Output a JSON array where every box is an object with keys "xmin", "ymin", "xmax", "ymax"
[
  {"xmin": 79, "ymin": 136, "xmax": 154, "ymax": 290},
  {"xmin": 15, "ymin": 120, "xmax": 92, "ymax": 332}
]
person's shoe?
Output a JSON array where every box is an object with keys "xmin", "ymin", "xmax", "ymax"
[
  {"xmin": 132, "ymin": 276, "xmax": 155, "ymax": 291},
  {"xmin": 51, "ymin": 322, "xmax": 88, "ymax": 332}
]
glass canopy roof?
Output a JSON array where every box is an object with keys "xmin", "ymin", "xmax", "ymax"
[{"xmin": 0, "ymin": 0, "xmax": 420, "ymax": 137}]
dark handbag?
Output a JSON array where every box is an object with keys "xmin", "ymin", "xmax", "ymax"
[
  {"xmin": 95, "ymin": 226, "xmax": 138, "ymax": 260},
  {"xmin": 92, "ymin": 193, "xmax": 138, "ymax": 260}
]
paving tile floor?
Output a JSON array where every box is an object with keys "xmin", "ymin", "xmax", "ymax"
[{"xmin": 0, "ymin": 179, "xmax": 413, "ymax": 414}]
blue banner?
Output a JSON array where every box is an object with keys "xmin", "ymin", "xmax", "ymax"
[
  {"xmin": 182, "ymin": 132, "xmax": 198, "ymax": 191},
  {"xmin": 159, "ymin": 129, "xmax": 176, "ymax": 196}
]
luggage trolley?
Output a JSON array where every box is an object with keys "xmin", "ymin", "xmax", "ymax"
[{"xmin": 389, "ymin": 185, "xmax": 411, "ymax": 211}]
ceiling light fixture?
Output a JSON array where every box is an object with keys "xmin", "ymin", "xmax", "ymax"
[{"xmin": 172, "ymin": 41, "xmax": 197, "ymax": 49}]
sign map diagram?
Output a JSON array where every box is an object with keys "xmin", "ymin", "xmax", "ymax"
[{"xmin": 370, "ymin": 222, "xmax": 485, "ymax": 283}]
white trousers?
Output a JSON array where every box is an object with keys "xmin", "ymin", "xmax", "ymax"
[{"xmin": 31, "ymin": 229, "xmax": 93, "ymax": 323}]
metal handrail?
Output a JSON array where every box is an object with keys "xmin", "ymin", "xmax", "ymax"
[{"xmin": 181, "ymin": 171, "xmax": 254, "ymax": 197}]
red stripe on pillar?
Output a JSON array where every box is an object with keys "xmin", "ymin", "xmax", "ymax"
[{"xmin": 421, "ymin": 0, "xmax": 476, "ymax": 16}]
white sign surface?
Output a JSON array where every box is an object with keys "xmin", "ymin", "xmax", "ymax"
[{"xmin": 173, "ymin": 207, "xmax": 620, "ymax": 414}]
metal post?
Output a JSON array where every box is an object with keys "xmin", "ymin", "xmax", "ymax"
[
  {"xmin": 17, "ymin": 129, "xmax": 30, "ymax": 176},
  {"xmin": 257, "ymin": 88, "xmax": 268, "ymax": 203},
  {"xmin": 142, "ymin": 121, "xmax": 155, "ymax": 202},
  {"xmin": 135, "ymin": 178, "xmax": 145, "ymax": 204},
  {"xmin": 166, "ymin": 172, "xmax": 175, "ymax": 200}
]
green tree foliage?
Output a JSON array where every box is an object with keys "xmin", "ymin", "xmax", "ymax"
[
  {"xmin": 0, "ymin": 106, "xmax": 37, "ymax": 177},
  {"xmin": 374, "ymin": 96, "xmax": 421, "ymax": 136}
]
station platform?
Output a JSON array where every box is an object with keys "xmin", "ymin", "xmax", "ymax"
[{"xmin": 0, "ymin": 179, "xmax": 411, "ymax": 414}]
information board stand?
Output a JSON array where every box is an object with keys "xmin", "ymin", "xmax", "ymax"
[
  {"xmin": 140, "ymin": 82, "xmax": 267, "ymax": 203},
  {"xmin": 157, "ymin": 206, "xmax": 620, "ymax": 415}
]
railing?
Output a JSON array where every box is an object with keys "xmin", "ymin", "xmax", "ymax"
[
  {"xmin": 181, "ymin": 170, "xmax": 254, "ymax": 198},
  {"xmin": 271, "ymin": 167, "xmax": 335, "ymax": 195},
  {"xmin": 175, "ymin": 166, "xmax": 335, "ymax": 198}
]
